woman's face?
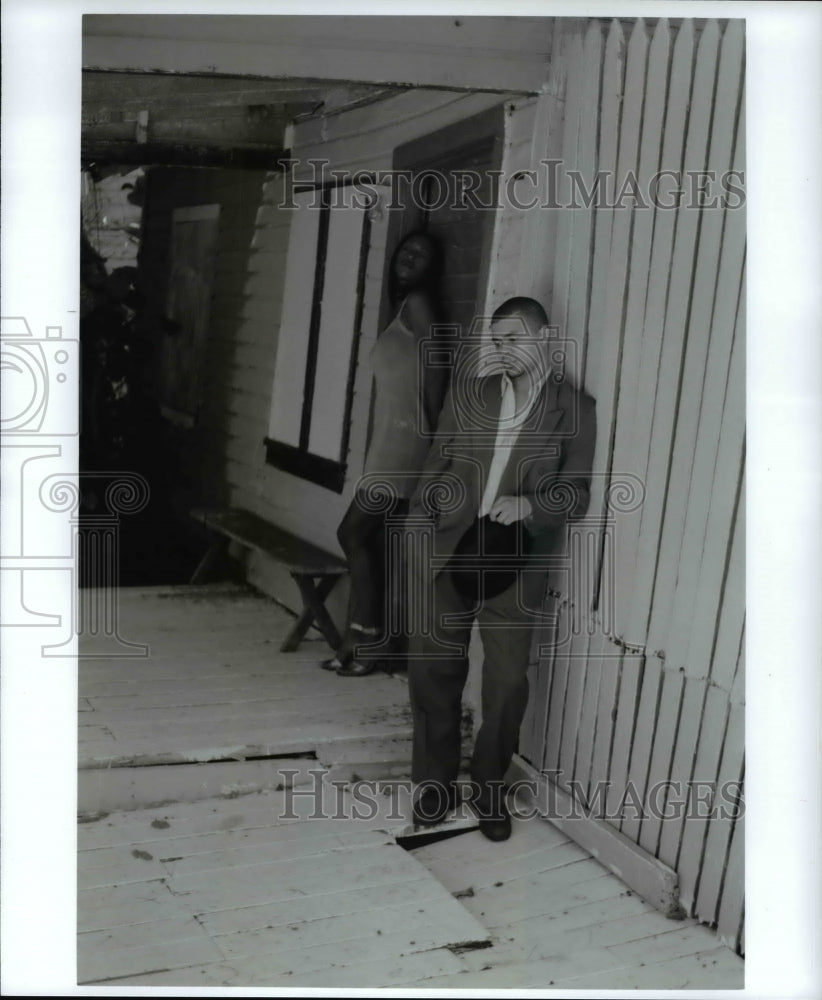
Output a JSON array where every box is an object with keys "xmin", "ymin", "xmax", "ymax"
[{"xmin": 393, "ymin": 235, "xmax": 433, "ymax": 286}]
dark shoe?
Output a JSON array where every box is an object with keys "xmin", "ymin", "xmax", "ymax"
[
  {"xmin": 336, "ymin": 657, "xmax": 382, "ymax": 677},
  {"xmin": 321, "ymin": 629, "xmax": 365, "ymax": 671},
  {"xmin": 478, "ymin": 810, "xmax": 512, "ymax": 842},
  {"xmin": 469, "ymin": 788, "xmax": 512, "ymax": 842},
  {"xmin": 412, "ymin": 783, "xmax": 459, "ymax": 827}
]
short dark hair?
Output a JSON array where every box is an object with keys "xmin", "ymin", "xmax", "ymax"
[{"xmin": 492, "ymin": 296, "xmax": 548, "ymax": 331}]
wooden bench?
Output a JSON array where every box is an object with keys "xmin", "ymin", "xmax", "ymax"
[{"xmin": 190, "ymin": 507, "xmax": 347, "ymax": 653}]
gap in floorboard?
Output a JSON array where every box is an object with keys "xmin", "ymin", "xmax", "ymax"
[
  {"xmin": 396, "ymin": 826, "xmax": 476, "ymax": 850},
  {"xmin": 87, "ymin": 749, "xmax": 319, "ymax": 769}
]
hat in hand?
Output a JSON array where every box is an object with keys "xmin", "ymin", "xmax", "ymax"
[{"xmin": 449, "ymin": 515, "xmax": 532, "ymax": 602}]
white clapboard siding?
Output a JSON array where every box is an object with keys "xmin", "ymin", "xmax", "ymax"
[
  {"xmin": 603, "ymin": 20, "xmax": 671, "ymax": 821},
  {"xmin": 483, "ymin": 96, "xmax": 537, "ymax": 307},
  {"xmin": 572, "ymin": 534, "xmax": 617, "ymax": 796},
  {"xmin": 581, "ymin": 16, "xmax": 625, "ymax": 412},
  {"xmin": 624, "ymin": 19, "xmax": 721, "ymax": 857},
  {"xmin": 541, "ymin": 600, "xmax": 573, "ymax": 775},
  {"xmin": 553, "ymin": 20, "xmax": 627, "ymax": 798},
  {"xmin": 503, "ymin": 23, "xmax": 598, "ymax": 774},
  {"xmin": 558, "ymin": 563, "xmax": 601, "ymax": 792},
  {"xmin": 548, "ymin": 21, "xmax": 608, "ymax": 790},
  {"xmin": 515, "ymin": 17, "xmax": 745, "ymax": 951},
  {"xmin": 695, "ymin": 680, "xmax": 746, "ymax": 933},
  {"xmin": 711, "ymin": 480, "xmax": 745, "ymax": 695},
  {"xmin": 548, "ymin": 28, "xmax": 584, "ymax": 359},
  {"xmin": 674, "ymin": 684, "xmax": 731, "ymax": 914},
  {"xmin": 615, "ymin": 20, "xmax": 695, "ymax": 647},
  {"xmin": 605, "ymin": 14, "xmax": 670, "ymax": 604},
  {"xmin": 644, "ymin": 20, "xmax": 745, "ymax": 666},
  {"xmin": 640, "ymin": 24, "xmax": 745, "ymax": 871},
  {"xmin": 514, "ymin": 22, "xmax": 573, "ymax": 310},
  {"xmin": 565, "ymin": 20, "xmax": 604, "ymax": 385},
  {"xmin": 586, "ymin": 20, "xmax": 649, "ymax": 802},
  {"xmin": 716, "ymin": 802, "xmax": 745, "ymax": 952},
  {"xmin": 667, "ymin": 135, "xmax": 746, "ymax": 677},
  {"xmin": 558, "ymin": 20, "xmax": 627, "ymax": 794},
  {"xmin": 684, "ymin": 279, "xmax": 746, "ymax": 682},
  {"xmin": 611, "ymin": 661, "xmax": 661, "ymax": 833},
  {"xmin": 542, "ymin": 22, "xmax": 612, "ymax": 785},
  {"xmin": 694, "ymin": 699, "xmax": 744, "ymax": 926},
  {"xmin": 730, "ymin": 625, "xmax": 744, "ymax": 710},
  {"xmin": 520, "ymin": 595, "xmax": 560, "ymax": 769},
  {"xmin": 627, "ymin": 19, "xmax": 721, "ymax": 646},
  {"xmin": 654, "ymin": 404, "xmax": 744, "ymax": 867}
]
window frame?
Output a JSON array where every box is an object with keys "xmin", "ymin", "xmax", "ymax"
[{"xmin": 263, "ymin": 176, "xmax": 373, "ymax": 494}]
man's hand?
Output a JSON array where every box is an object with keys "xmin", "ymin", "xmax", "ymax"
[{"xmin": 488, "ymin": 495, "xmax": 532, "ymax": 525}]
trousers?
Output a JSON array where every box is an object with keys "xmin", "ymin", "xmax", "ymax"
[{"xmin": 407, "ymin": 564, "xmax": 546, "ymax": 791}]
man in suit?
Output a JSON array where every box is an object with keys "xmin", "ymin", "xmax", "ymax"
[{"xmin": 405, "ymin": 296, "xmax": 596, "ymax": 840}]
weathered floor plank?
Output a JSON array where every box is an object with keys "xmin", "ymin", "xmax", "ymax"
[
  {"xmin": 80, "ymin": 586, "xmax": 413, "ymax": 773},
  {"xmin": 78, "ymin": 790, "xmax": 489, "ymax": 986},
  {"xmin": 403, "ymin": 816, "xmax": 744, "ymax": 990},
  {"xmin": 78, "ymin": 584, "xmax": 743, "ymax": 988}
]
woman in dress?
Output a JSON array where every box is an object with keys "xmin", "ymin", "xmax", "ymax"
[{"xmin": 324, "ymin": 229, "xmax": 450, "ymax": 676}]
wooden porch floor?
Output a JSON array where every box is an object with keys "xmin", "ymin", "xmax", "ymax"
[{"xmin": 78, "ymin": 584, "xmax": 744, "ymax": 989}]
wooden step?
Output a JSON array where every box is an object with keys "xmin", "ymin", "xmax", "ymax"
[{"xmin": 78, "ymin": 757, "xmax": 320, "ymax": 820}]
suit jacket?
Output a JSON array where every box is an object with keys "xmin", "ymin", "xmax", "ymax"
[{"xmin": 407, "ymin": 370, "xmax": 597, "ymax": 574}]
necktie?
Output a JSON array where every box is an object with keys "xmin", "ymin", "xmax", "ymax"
[{"xmin": 479, "ymin": 375, "xmax": 519, "ymax": 517}]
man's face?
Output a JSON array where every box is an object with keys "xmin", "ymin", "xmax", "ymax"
[{"xmin": 489, "ymin": 315, "xmax": 546, "ymax": 379}]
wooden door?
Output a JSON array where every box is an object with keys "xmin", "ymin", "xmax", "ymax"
[{"xmin": 160, "ymin": 203, "xmax": 221, "ymax": 425}]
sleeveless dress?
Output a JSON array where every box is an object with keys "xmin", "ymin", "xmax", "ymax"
[{"xmin": 363, "ymin": 299, "xmax": 433, "ymax": 499}]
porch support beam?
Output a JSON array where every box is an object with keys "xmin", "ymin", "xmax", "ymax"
[{"xmin": 83, "ymin": 15, "xmax": 553, "ymax": 94}]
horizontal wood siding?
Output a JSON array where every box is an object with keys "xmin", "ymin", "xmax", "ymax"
[{"xmin": 511, "ymin": 18, "xmax": 745, "ymax": 952}]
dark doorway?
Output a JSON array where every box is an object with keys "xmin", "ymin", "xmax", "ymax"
[{"xmin": 388, "ymin": 104, "xmax": 505, "ymax": 335}]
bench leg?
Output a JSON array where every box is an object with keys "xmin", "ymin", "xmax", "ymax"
[
  {"xmin": 281, "ymin": 574, "xmax": 342, "ymax": 653},
  {"xmin": 190, "ymin": 535, "xmax": 229, "ymax": 585}
]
